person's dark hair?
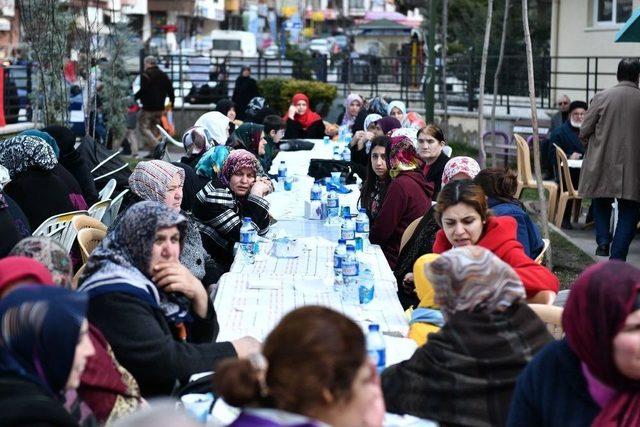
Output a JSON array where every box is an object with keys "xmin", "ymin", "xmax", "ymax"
[
  {"xmin": 215, "ymin": 99, "xmax": 235, "ymax": 116},
  {"xmin": 434, "ymin": 180, "xmax": 490, "ymax": 227},
  {"xmin": 241, "ymin": 66, "xmax": 251, "ymax": 73},
  {"xmin": 263, "ymin": 115, "xmax": 286, "ymax": 134},
  {"xmin": 359, "ymin": 136, "xmax": 390, "ymax": 215},
  {"xmin": 417, "ymin": 123, "xmax": 445, "ymax": 143},
  {"xmin": 214, "ymin": 306, "xmax": 366, "ymax": 414},
  {"xmin": 616, "ymin": 58, "xmax": 640, "ymax": 83},
  {"xmin": 475, "ymin": 167, "xmax": 521, "ymax": 206}
]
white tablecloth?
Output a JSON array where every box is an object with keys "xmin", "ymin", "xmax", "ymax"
[{"xmin": 214, "ymin": 139, "xmax": 410, "ymax": 343}]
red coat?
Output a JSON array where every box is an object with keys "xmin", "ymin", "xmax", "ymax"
[
  {"xmin": 370, "ymin": 171, "xmax": 432, "ymax": 269},
  {"xmin": 433, "ymin": 216, "xmax": 559, "ymax": 297}
]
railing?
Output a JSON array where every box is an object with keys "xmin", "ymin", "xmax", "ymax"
[{"xmin": 1, "ymin": 64, "xmax": 32, "ymax": 125}]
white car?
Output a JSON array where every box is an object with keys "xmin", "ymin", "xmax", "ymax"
[
  {"xmin": 263, "ymin": 44, "xmax": 280, "ymax": 59},
  {"xmin": 308, "ymin": 39, "xmax": 331, "ymax": 56}
]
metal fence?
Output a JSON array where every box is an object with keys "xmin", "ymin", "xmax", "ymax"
[{"xmin": 1, "ymin": 64, "xmax": 32, "ymax": 125}]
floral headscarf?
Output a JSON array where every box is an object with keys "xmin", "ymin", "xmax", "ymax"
[
  {"xmin": 0, "ymin": 165, "xmax": 9, "ymax": 188},
  {"xmin": 367, "ymin": 97, "xmax": 389, "ymax": 116},
  {"xmin": 182, "ymin": 125, "xmax": 213, "ymax": 156},
  {"xmin": 341, "ymin": 93, "xmax": 364, "ymax": 128},
  {"xmin": 10, "ymin": 237, "xmax": 73, "ymax": 288},
  {"xmin": 425, "ymin": 246, "xmax": 526, "ymax": 320},
  {"xmin": 388, "ymin": 136, "xmax": 423, "ymax": 179},
  {"xmin": 391, "ymin": 127, "xmax": 418, "ymax": 147},
  {"xmin": 128, "ymin": 160, "xmax": 185, "ymax": 203},
  {"xmin": 441, "ymin": 156, "xmax": 481, "ymax": 187},
  {"xmin": 79, "ymin": 201, "xmax": 191, "ymax": 325},
  {"xmin": 220, "ymin": 149, "xmax": 260, "ymax": 187},
  {"xmin": 0, "ymin": 134, "xmax": 57, "ymax": 178},
  {"xmin": 20, "ymin": 130, "xmax": 60, "ymax": 158},
  {"xmin": 195, "ymin": 145, "xmax": 231, "ymax": 180}
]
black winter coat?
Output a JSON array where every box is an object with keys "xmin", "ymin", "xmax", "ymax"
[{"xmin": 135, "ymin": 66, "xmax": 175, "ymax": 111}]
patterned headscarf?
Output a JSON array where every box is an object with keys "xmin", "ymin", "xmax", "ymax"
[
  {"xmin": 388, "ymin": 136, "xmax": 423, "ymax": 179},
  {"xmin": 405, "ymin": 112, "xmax": 427, "ymax": 129},
  {"xmin": 0, "ymin": 165, "xmax": 9, "ymax": 188},
  {"xmin": 10, "ymin": 237, "xmax": 73, "ymax": 288},
  {"xmin": 364, "ymin": 114, "xmax": 382, "ymax": 131},
  {"xmin": 21, "ymin": 130, "xmax": 60, "ymax": 158},
  {"xmin": 129, "ymin": 160, "xmax": 185, "ymax": 204},
  {"xmin": 79, "ymin": 201, "xmax": 191, "ymax": 325},
  {"xmin": 194, "ymin": 111, "xmax": 230, "ymax": 146},
  {"xmin": 0, "ymin": 134, "xmax": 57, "ymax": 178},
  {"xmin": 0, "ymin": 286, "xmax": 88, "ymax": 394},
  {"xmin": 441, "ymin": 156, "xmax": 481, "ymax": 187},
  {"xmin": 220, "ymin": 149, "xmax": 260, "ymax": 187},
  {"xmin": 562, "ymin": 261, "xmax": 640, "ymax": 426},
  {"xmin": 341, "ymin": 93, "xmax": 364, "ymax": 128},
  {"xmin": 425, "ymin": 246, "xmax": 526, "ymax": 320},
  {"xmin": 195, "ymin": 145, "xmax": 231, "ymax": 180},
  {"xmin": 229, "ymin": 123, "xmax": 264, "ymax": 156},
  {"xmin": 391, "ymin": 127, "xmax": 418, "ymax": 147},
  {"xmin": 367, "ymin": 97, "xmax": 389, "ymax": 116},
  {"xmin": 182, "ymin": 125, "xmax": 213, "ymax": 156}
]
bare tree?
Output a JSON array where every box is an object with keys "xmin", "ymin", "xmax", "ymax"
[
  {"xmin": 522, "ymin": 0, "xmax": 552, "ymax": 259},
  {"xmin": 489, "ymin": 0, "xmax": 510, "ymax": 168},
  {"xmin": 441, "ymin": 0, "xmax": 449, "ymax": 134},
  {"xmin": 477, "ymin": 0, "xmax": 493, "ymax": 168}
]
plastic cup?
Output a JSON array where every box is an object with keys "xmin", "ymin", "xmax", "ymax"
[
  {"xmin": 181, "ymin": 393, "xmax": 214, "ymax": 423},
  {"xmin": 284, "ymin": 176, "xmax": 293, "ymax": 191}
]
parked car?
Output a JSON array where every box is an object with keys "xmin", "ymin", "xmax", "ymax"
[
  {"xmin": 209, "ymin": 30, "xmax": 258, "ymax": 58},
  {"xmin": 263, "ymin": 44, "xmax": 280, "ymax": 59},
  {"xmin": 308, "ymin": 38, "xmax": 331, "ymax": 56}
]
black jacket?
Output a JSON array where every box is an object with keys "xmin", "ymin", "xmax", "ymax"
[
  {"xmin": 135, "ymin": 66, "xmax": 175, "ymax": 111},
  {"xmin": 60, "ymin": 151, "xmax": 99, "ymax": 206},
  {"xmin": 424, "ymin": 151, "xmax": 449, "ymax": 199},
  {"xmin": 86, "ymin": 292, "xmax": 236, "ymax": 398},
  {"xmin": 232, "ymin": 76, "xmax": 259, "ymax": 121},
  {"xmin": 284, "ymin": 118, "xmax": 325, "ymax": 140},
  {"xmin": 0, "ymin": 373, "xmax": 79, "ymax": 427}
]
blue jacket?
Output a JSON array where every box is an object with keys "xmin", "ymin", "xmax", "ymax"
[
  {"xmin": 548, "ymin": 121, "xmax": 584, "ymax": 166},
  {"xmin": 507, "ymin": 339, "xmax": 600, "ymax": 427},
  {"xmin": 488, "ymin": 198, "xmax": 544, "ymax": 259}
]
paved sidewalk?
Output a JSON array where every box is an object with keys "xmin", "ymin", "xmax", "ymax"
[{"xmin": 560, "ymin": 226, "xmax": 640, "ymax": 268}]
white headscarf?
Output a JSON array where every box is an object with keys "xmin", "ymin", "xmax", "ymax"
[
  {"xmin": 194, "ymin": 111, "xmax": 230, "ymax": 146},
  {"xmin": 387, "ymin": 100, "xmax": 407, "ymax": 118},
  {"xmin": 364, "ymin": 114, "xmax": 382, "ymax": 131}
]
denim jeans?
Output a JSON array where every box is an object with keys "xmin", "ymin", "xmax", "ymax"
[{"xmin": 592, "ymin": 198, "xmax": 640, "ymax": 261}]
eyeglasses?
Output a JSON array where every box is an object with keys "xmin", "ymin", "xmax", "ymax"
[{"xmin": 557, "ymin": 101, "xmax": 568, "ymax": 106}]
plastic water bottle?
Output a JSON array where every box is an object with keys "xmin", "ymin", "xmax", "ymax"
[
  {"xmin": 278, "ymin": 161, "xmax": 287, "ymax": 180},
  {"xmin": 326, "ymin": 190, "xmax": 340, "ymax": 224},
  {"xmin": 323, "ymin": 135, "xmax": 330, "ymax": 145},
  {"xmin": 345, "ymin": 135, "xmax": 352, "ymax": 147},
  {"xmin": 367, "ymin": 324, "xmax": 386, "ymax": 373},
  {"xmin": 342, "ymin": 147, "xmax": 351, "ymax": 162},
  {"xmin": 341, "ymin": 211, "xmax": 355, "ymax": 244},
  {"xmin": 239, "ymin": 217, "xmax": 257, "ymax": 264},
  {"xmin": 333, "ymin": 239, "xmax": 347, "ymax": 292},
  {"xmin": 358, "ymin": 266, "xmax": 375, "ymax": 304},
  {"xmin": 341, "ymin": 245, "xmax": 359, "ymax": 303},
  {"xmin": 332, "ymin": 145, "xmax": 342, "ymax": 161},
  {"xmin": 355, "ymin": 208, "xmax": 370, "ymax": 250},
  {"xmin": 310, "ymin": 181, "xmax": 322, "ymax": 201}
]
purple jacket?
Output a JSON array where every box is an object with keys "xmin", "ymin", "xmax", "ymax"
[{"xmin": 229, "ymin": 411, "xmax": 320, "ymax": 427}]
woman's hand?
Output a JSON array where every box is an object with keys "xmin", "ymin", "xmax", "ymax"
[
  {"xmin": 152, "ymin": 262, "xmax": 209, "ymax": 319},
  {"xmin": 231, "ymin": 336, "xmax": 262, "ymax": 357},
  {"xmin": 287, "ymin": 105, "xmax": 297, "ymax": 120},
  {"xmin": 255, "ymin": 176, "xmax": 273, "ymax": 195},
  {"xmin": 400, "ymin": 272, "xmax": 417, "ymax": 297},
  {"xmin": 251, "ymin": 180, "xmax": 271, "ymax": 197}
]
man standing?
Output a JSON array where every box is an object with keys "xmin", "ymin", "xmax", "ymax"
[
  {"xmin": 579, "ymin": 58, "xmax": 640, "ymax": 260},
  {"xmin": 135, "ymin": 56, "xmax": 174, "ymax": 152}
]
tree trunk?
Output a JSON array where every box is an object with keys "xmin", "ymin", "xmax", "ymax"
[
  {"xmin": 522, "ymin": 0, "xmax": 552, "ymax": 264},
  {"xmin": 477, "ymin": 0, "xmax": 493, "ymax": 168},
  {"xmin": 490, "ymin": 0, "xmax": 510, "ymax": 168},
  {"xmin": 441, "ymin": 0, "xmax": 449, "ymax": 135}
]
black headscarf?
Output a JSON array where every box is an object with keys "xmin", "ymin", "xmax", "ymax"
[{"xmin": 215, "ymin": 99, "xmax": 235, "ymax": 117}]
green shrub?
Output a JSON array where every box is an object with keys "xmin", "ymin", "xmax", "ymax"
[{"xmin": 258, "ymin": 78, "xmax": 337, "ymax": 117}]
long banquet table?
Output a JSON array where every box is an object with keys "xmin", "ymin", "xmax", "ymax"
[{"xmin": 213, "ymin": 139, "xmax": 410, "ymax": 345}]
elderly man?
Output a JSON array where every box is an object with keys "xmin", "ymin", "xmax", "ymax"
[
  {"xmin": 579, "ymin": 58, "xmax": 640, "ymax": 260},
  {"xmin": 135, "ymin": 56, "xmax": 175, "ymax": 154},
  {"xmin": 549, "ymin": 94, "xmax": 571, "ymax": 133}
]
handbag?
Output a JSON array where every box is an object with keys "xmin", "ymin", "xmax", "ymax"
[{"xmin": 308, "ymin": 159, "xmax": 356, "ymax": 184}]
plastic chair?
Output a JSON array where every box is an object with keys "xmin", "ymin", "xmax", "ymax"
[
  {"xmin": 514, "ymin": 134, "xmax": 558, "ymax": 221},
  {"xmin": 71, "ymin": 264, "xmax": 85, "ymax": 290},
  {"xmin": 88, "ymin": 199, "xmax": 111, "ymax": 222},
  {"xmin": 93, "ymin": 164, "xmax": 129, "ymax": 183},
  {"xmin": 31, "ymin": 210, "xmax": 89, "ymax": 253},
  {"xmin": 101, "ymin": 189, "xmax": 129, "ymax": 227},
  {"xmin": 528, "ymin": 303, "xmax": 564, "ymax": 339},
  {"xmin": 553, "ymin": 144, "xmax": 583, "ymax": 228},
  {"xmin": 98, "ymin": 178, "xmax": 117, "ymax": 201},
  {"xmin": 534, "ymin": 238, "xmax": 550, "ymax": 264},
  {"xmin": 156, "ymin": 124, "xmax": 183, "ymax": 149},
  {"xmin": 77, "ymin": 228, "xmax": 106, "ymax": 263},
  {"xmin": 72, "ymin": 214, "xmax": 107, "ymax": 233},
  {"xmin": 399, "ymin": 215, "xmax": 423, "ymax": 254}
]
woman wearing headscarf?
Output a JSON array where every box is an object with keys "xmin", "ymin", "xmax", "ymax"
[
  {"xmin": 283, "ymin": 93, "xmax": 325, "ymax": 139},
  {"xmin": 351, "ymin": 96, "xmax": 388, "ymax": 133},
  {"xmin": 180, "ymin": 125, "xmax": 214, "ymax": 169},
  {"xmin": 441, "ymin": 156, "xmax": 482, "ymax": 187},
  {"xmin": 193, "ymin": 150, "xmax": 271, "ymax": 270},
  {"xmin": 42, "ymin": 125, "xmax": 100, "ymax": 206},
  {"xmin": 508, "ymin": 261, "xmax": 640, "ymax": 427},
  {"xmin": 0, "ymin": 134, "xmax": 77, "ymax": 229},
  {"xmin": 79, "ymin": 202, "xmax": 256, "ymax": 397},
  {"xmin": 123, "ymin": 160, "xmax": 222, "ymax": 284},
  {"xmin": 350, "ymin": 113, "xmax": 382, "ymax": 171},
  {"xmin": 195, "ymin": 145, "xmax": 231, "ymax": 182},
  {"xmin": 406, "ymin": 254, "xmax": 444, "ymax": 346},
  {"xmin": 194, "ymin": 111, "xmax": 231, "ymax": 146},
  {"xmin": 337, "ymin": 93, "xmax": 364, "ymax": 132},
  {"xmin": 232, "ymin": 66, "xmax": 260, "ymax": 121},
  {"xmin": 387, "ymin": 100, "xmax": 408, "ymax": 127},
  {"xmin": 227, "ymin": 122, "xmax": 267, "ymax": 158},
  {"xmin": 0, "ymin": 253, "xmax": 144, "ymax": 424},
  {"xmin": 375, "ymin": 116, "xmax": 402, "ymax": 136},
  {"xmin": 359, "ymin": 136, "xmax": 391, "ymax": 224},
  {"xmin": 0, "ymin": 190, "xmax": 21, "ymax": 258},
  {"xmin": 0, "ymin": 286, "xmax": 95, "ymax": 427},
  {"xmin": 382, "ymin": 246, "xmax": 553, "ymax": 426},
  {"xmin": 369, "ymin": 136, "xmax": 431, "ymax": 269}
]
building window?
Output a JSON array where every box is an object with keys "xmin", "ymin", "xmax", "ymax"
[{"xmin": 595, "ymin": 0, "xmax": 632, "ymax": 24}]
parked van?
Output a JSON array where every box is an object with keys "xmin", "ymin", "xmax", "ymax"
[{"xmin": 209, "ymin": 30, "xmax": 258, "ymax": 57}]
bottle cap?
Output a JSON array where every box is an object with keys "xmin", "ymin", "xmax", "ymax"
[
  {"xmin": 338, "ymin": 239, "xmax": 346, "ymax": 244},
  {"xmin": 346, "ymin": 244, "xmax": 355, "ymax": 251},
  {"xmin": 368, "ymin": 324, "xmax": 380, "ymax": 332},
  {"xmin": 243, "ymin": 217, "xmax": 252, "ymax": 222}
]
